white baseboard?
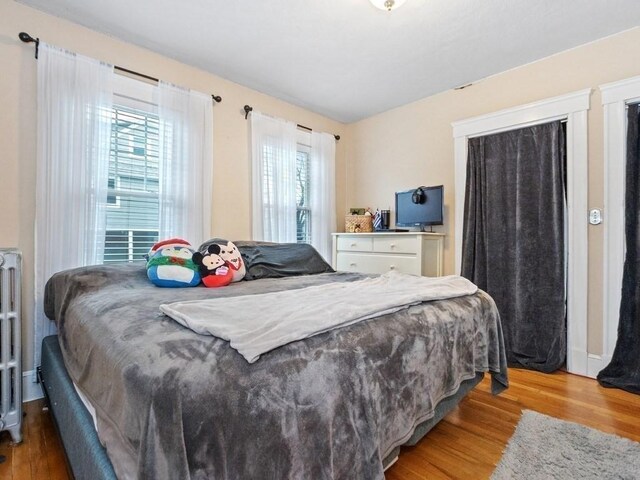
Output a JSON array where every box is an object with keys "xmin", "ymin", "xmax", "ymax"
[
  {"xmin": 567, "ymin": 349, "xmax": 613, "ymax": 379},
  {"xmin": 567, "ymin": 347, "xmax": 588, "ymax": 377},
  {"xmin": 22, "ymin": 369, "xmax": 44, "ymax": 402},
  {"xmin": 587, "ymin": 354, "xmax": 612, "ymax": 379}
]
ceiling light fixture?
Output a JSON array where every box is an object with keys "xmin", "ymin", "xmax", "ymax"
[{"xmin": 369, "ymin": 0, "xmax": 407, "ymax": 11}]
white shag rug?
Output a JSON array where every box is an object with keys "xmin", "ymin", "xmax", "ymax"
[{"xmin": 491, "ymin": 410, "xmax": 640, "ymax": 479}]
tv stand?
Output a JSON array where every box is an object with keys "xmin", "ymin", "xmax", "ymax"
[{"xmin": 331, "ymin": 232, "xmax": 444, "ymax": 277}]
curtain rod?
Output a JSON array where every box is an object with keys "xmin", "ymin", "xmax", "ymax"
[
  {"xmin": 18, "ymin": 32, "xmax": 222, "ymax": 103},
  {"xmin": 243, "ymin": 105, "xmax": 341, "ymax": 141},
  {"xmin": 114, "ymin": 66, "xmax": 222, "ymax": 103}
]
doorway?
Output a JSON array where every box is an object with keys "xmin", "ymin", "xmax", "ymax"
[{"xmin": 452, "ymin": 89, "xmax": 591, "ymax": 376}]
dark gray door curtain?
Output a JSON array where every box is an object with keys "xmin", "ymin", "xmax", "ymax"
[
  {"xmin": 462, "ymin": 121, "xmax": 566, "ymax": 373},
  {"xmin": 598, "ymin": 103, "xmax": 640, "ymax": 394}
]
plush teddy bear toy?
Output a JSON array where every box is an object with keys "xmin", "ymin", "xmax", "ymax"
[
  {"xmin": 192, "ymin": 244, "xmax": 234, "ymax": 288},
  {"xmin": 198, "ymin": 239, "xmax": 246, "ymax": 282},
  {"xmin": 146, "ymin": 238, "xmax": 201, "ymax": 287}
]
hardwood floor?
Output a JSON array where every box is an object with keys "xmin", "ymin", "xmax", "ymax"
[
  {"xmin": 386, "ymin": 368, "xmax": 640, "ymax": 480},
  {"xmin": 0, "ymin": 400, "xmax": 70, "ymax": 480},
  {"xmin": 0, "ymin": 368, "xmax": 638, "ymax": 479}
]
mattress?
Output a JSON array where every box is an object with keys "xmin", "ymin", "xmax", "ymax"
[{"xmin": 73, "ymin": 381, "xmax": 98, "ymax": 430}]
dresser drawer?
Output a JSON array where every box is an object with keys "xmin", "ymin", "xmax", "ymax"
[
  {"xmin": 336, "ymin": 253, "xmax": 420, "ymax": 275},
  {"xmin": 336, "ymin": 236, "xmax": 373, "ymax": 252},
  {"xmin": 372, "ymin": 236, "xmax": 417, "ymax": 254}
]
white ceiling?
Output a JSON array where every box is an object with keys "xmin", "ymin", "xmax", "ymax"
[{"xmin": 17, "ymin": 0, "xmax": 640, "ymax": 123}]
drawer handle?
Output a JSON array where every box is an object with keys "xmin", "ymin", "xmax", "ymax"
[
  {"xmin": 350, "ymin": 262, "xmax": 357, "ymax": 267},
  {"xmin": 389, "ymin": 265, "xmax": 395, "ymax": 270},
  {"xmin": 350, "ymin": 243, "xmax": 357, "ymax": 247},
  {"xmin": 390, "ymin": 244, "xmax": 396, "ymax": 248}
]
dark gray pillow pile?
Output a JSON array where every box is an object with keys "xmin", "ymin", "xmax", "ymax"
[{"xmin": 231, "ymin": 241, "xmax": 334, "ymax": 280}]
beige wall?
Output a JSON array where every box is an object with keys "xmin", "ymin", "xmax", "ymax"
[
  {"xmin": 346, "ymin": 27, "xmax": 640, "ymax": 356},
  {"xmin": 0, "ymin": 1, "xmax": 346, "ymax": 371}
]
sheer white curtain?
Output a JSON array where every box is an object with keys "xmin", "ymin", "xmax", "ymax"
[
  {"xmin": 250, "ymin": 111, "xmax": 298, "ymax": 242},
  {"xmin": 34, "ymin": 43, "xmax": 114, "ymax": 367},
  {"xmin": 310, "ymin": 131, "xmax": 336, "ymax": 261},
  {"xmin": 158, "ymin": 82, "xmax": 214, "ymax": 246}
]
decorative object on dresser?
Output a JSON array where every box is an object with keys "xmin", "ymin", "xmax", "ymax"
[
  {"xmin": 332, "ymin": 232, "xmax": 444, "ymax": 276},
  {"xmin": 345, "ymin": 210, "xmax": 374, "ymax": 233},
  {"xmin": 0, "ymin": 249, "xmax": 22, "ymax": 443}
]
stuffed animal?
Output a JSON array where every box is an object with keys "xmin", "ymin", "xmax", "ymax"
[
  {"xmin": 146, "ymin": 238, "xmax": 201, "ymax": 288},
  {"xmin": 192, "ymin": 244, "xmax": 234, "ymax": 288},
  {"xmin": 199, "ymin": 239, "xmax": 246, "ymax": 282}
]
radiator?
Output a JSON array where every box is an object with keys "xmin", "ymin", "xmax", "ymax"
[{"xmin": 0, "ymin": 249, "xmax": 22, "ymax": 443}]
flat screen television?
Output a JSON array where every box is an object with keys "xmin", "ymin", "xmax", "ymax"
[{"xmin": 395, "ymin": 185, "xmax": 444, "ymax": 228}]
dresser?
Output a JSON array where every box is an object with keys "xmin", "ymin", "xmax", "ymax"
[{"xmin": 331, "ymin": 232, "xmax": 444, "ymax": 277}]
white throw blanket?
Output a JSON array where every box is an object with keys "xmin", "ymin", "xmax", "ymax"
[{"xmin": 160, "ymin": 272, "xmax": 478, "ymax": 363}]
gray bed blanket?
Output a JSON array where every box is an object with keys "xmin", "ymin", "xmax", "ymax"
[
  {"xmin": 45, "ymin": 264, "xmax": 508, "ymax": 480},
  {"xmin": 160, "ymin": 272, "xmax": 478, "ymax": 363}
]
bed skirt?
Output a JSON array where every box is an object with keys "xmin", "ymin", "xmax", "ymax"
[{"xmin": 40, "ymin": 335, "xmax": 483, "ymax": 478}]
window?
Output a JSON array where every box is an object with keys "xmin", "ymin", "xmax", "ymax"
[
  {"xmin": 296, "ymin": 147, "xmax": 311, "ymax": 244},
  {"xmin": 261, "ymin": 140, "xmax": 311, "ymax": 244},
  {"xmin": 252, "ymin": 117, "xmax": 333, "ymax": 251},
  {"xmin": 104, "ymin": 105, "xmax": 160, "ymax": 263},
  {"xmin": 106, "ymin": 178, "xmax": 118, "ymax": 205}
]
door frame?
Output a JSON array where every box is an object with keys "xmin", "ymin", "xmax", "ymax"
[
  {"xmin": 452, "ymin": 89, "xmax": 591, "ymax": 376},
  {"xmin": 600, "ymin": 75, "xmax": 640, "ymax": 376}
]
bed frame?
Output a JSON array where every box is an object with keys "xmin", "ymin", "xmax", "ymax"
[
  {"xmin": 40, "ymin": 336, "xmax": 117, "ymax": 480},
  {"xmin": 40, "ymin": 335, "xmax": 483, "ymax": 479}
]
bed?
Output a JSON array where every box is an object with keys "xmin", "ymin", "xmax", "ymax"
[{"xmin": 40, "ymin": 243, "xmax": 508, "ymax": 480}]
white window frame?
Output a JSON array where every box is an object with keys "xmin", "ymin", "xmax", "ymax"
[
  {"xmin": 599, "ymin": 75, "xmax": 640, "ymax": 376},
  {"xmin": 452, "ymin": 89, "xmax": 591, "ymax": 376}
]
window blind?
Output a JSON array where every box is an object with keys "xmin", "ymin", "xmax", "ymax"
[{"xmin": 104, "ymin": 105, "xmax": 160, "ymax": 263}]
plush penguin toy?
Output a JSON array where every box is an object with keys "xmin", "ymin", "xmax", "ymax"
[
  {"xmin": 198, "ymin": 238, "xmax": 246, "ymax": 282},
  {"xmin": 146, "ymin": 238, "xmax": 201, "ymax": 287},
  {"xmin": 192, "ymin": 244, "xmax": 234, "ymax": 288}
]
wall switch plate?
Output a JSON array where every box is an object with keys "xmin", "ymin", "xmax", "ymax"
[{"xmin": 589, "ymin": 208, "xmax": 602, "ymax": 225}]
